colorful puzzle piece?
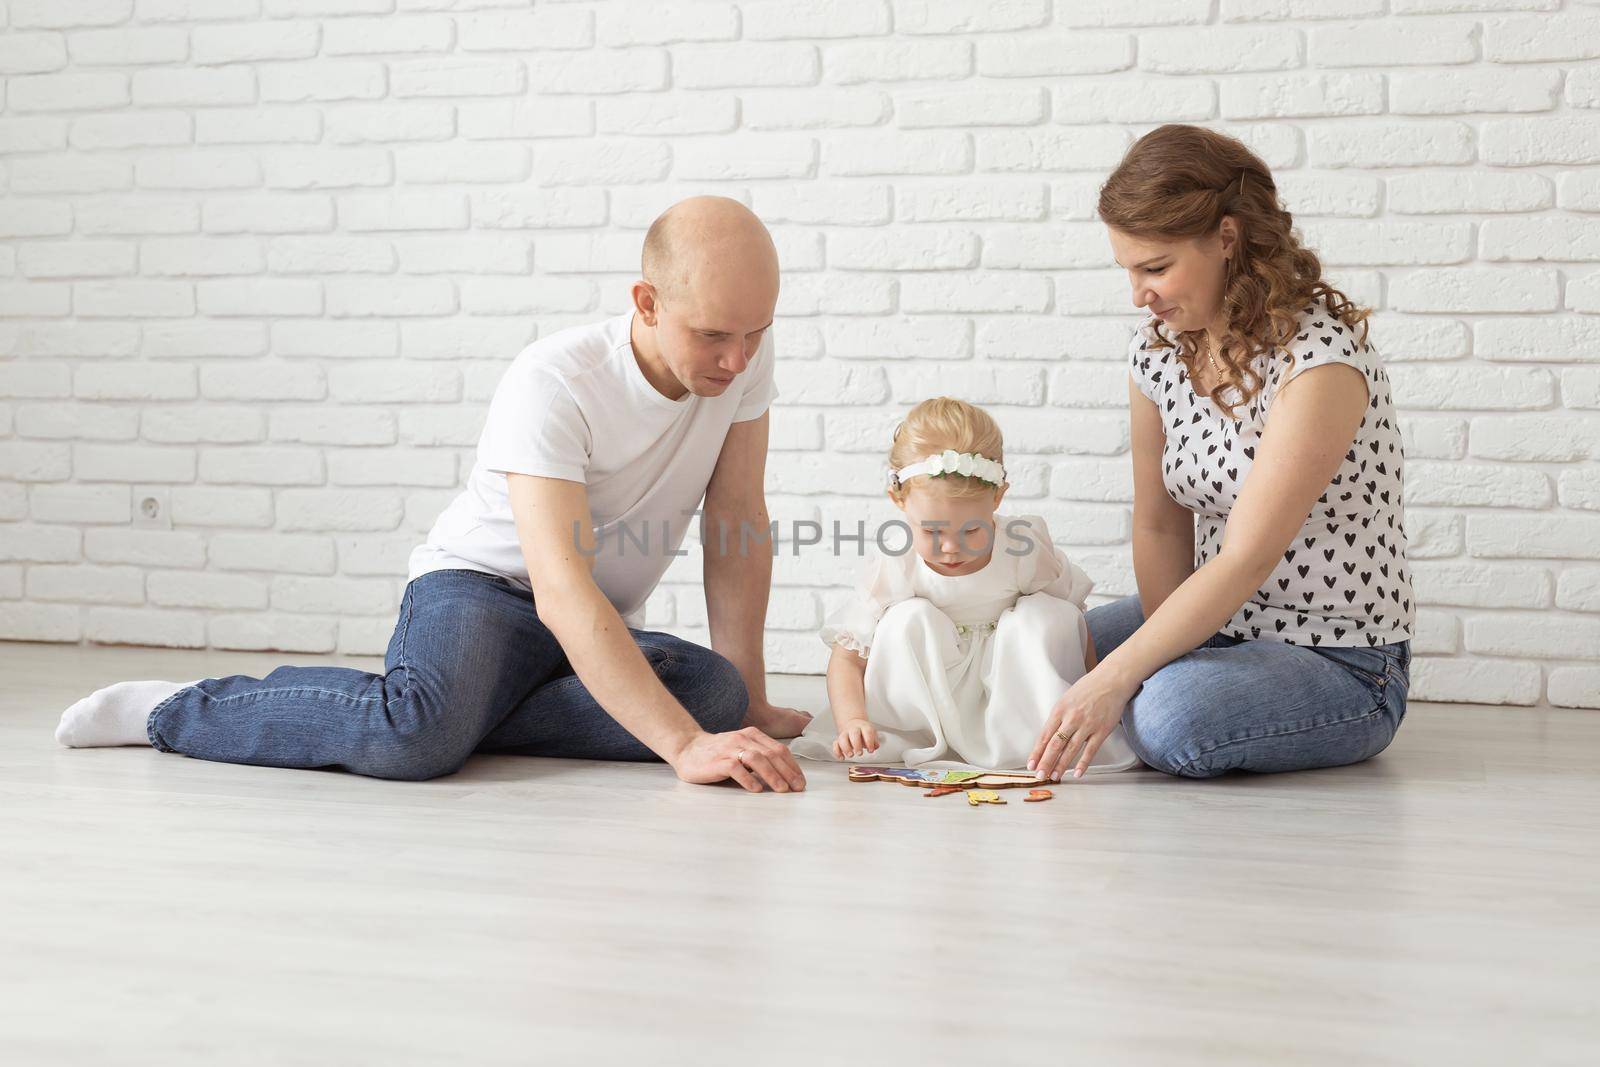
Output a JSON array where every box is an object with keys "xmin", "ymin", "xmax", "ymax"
[
  {"xmin": 924, "ymin": 785, "xmax": 964, "ymax": 798},
  {"xmin": 1023, "ymin": 789, "xmax": 1054, "ymax": 803},
  {"xmin": 966, "ymin": 789, "xmax": 1005, "ymax": 806}
]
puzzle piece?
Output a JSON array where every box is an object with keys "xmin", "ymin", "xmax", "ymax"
[
  {"xmin": 965, "ymin": 789, "xmax": 1005, "ymax": 807},
  {"xmin": 1023, "ymin": 789, "xmax": 1054, "ymax": 803},
  {"xmin": 848, "ymin": 766, "xmax": 1050, "ymax": 789},
  {"xmin": 924, "ymin": 785, "xmax": 964, "ymax": 798}
]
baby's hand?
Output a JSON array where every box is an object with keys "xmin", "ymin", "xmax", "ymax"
[{"xmin": 832, "ymin": 719, "xmax": 880, "ymax": 760}]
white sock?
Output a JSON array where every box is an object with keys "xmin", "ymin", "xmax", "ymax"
[{"xmin": 55, "ymin": 680, "xmax": 198, "ymax": 749}]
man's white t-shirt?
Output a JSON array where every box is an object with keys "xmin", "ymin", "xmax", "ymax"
[{"xmin": 408, "ymin": 313, "xmax": 778, "ymax": 626}]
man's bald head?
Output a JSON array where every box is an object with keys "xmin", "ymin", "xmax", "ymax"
[{"xmin": 641, "ymin": 196, "xmax": 779, "ymax": 304}]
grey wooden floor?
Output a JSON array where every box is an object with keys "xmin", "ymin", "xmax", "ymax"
[{"xmin": 1, "ymin": 640, "xmax": 1596, "ymax": 1066}]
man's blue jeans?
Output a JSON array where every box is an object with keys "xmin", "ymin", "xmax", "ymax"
[
  {"xmin": 147, "ymin": 569, "xmax": 749, "ymax": 780},
  {"xmin": 1085, "ymin": 595, "xmax": 1410, "ymax": 779}
]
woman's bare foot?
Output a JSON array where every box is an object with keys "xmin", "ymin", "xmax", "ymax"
[{"xmin": 742, "ymin": 702, "xmax": 813, "ymax": 739}]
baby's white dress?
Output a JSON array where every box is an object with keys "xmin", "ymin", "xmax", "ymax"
[{"xmin": 788, "ymin": 514, "xmax": 1141, "ymax": 774}]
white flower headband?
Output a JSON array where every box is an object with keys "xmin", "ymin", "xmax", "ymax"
[{"xmin": 887, "ymin": 449, "xmax": 1007, "ymax": 491}]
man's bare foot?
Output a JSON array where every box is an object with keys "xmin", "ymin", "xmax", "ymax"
[{"xmin": 742, "ymin": 702, "xmax": 813, "ymax": 740}]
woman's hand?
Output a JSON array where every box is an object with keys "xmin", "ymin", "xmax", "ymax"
[
  {"xmin": 832, "ymin": 719, "xmax": 880, "ymax": 760},
  {"xmin": 1029, "ymin": 667, "xmax": 1140, "ymax": 782}
]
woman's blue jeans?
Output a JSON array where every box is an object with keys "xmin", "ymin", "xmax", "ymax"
[
  {"xmin": 1085, "ymin": 595, "xmax": 1410, "ymax": 779},
  {"xmin": 147, "ymin": 569, "xmax": 749, "ymax": 780}
]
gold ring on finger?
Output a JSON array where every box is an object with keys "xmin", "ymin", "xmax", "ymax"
[{"xmin": 1056, "ymin": 730, "xmax": 1073, "ymax": 743}]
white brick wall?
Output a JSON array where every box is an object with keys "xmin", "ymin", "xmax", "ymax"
[{"xmin": 1, "ymin": 0, "xmax": 1597, "ymax": 711}]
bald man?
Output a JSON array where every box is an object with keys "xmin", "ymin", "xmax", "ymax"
[{"xmin": 56, "ymin": 197, "xmax": 810, "ymax": 794}]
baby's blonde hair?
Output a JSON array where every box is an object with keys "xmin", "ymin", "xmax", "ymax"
[{"xmin": 888, "ymin": 397, "xmax": 1006, "ymax": 502}]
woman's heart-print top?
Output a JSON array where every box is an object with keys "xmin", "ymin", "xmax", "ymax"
[{"xmin": 1129, "ymin": 295, "xmax": 1415, "ymax": 648}]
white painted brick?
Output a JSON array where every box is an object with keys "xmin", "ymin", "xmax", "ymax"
[
  {"xmin": 199, "ymin": 448, "xmax": 323, "ymax": 486},
  {"xmin": 143, "ymin": 237, "xmax": 264, "ymax": 276},
  {"xmin": 744, "ymin": 0, "xmax": 890, "ymax": 40},
  {"xmin": 1390, "ymin": 365, "xmax": 1554, "ymax": 410},
  {"xmin": 143, "ymin": 407, "xmax": 265, "ymax": 445},
  {"xmin": 259, "ymin": 61, "xmax": 386, "ymax": 103},
  {"xmin": 1392, "ymin": 67, "xmax": 1559, "ymax": 115},
  {"xmin": 74, "ymin": 364, "xmax": 195, "ymax": 403},
  {"xmin": 978, "ymin": 127, "xmax": 1129, "ymax": 174},
  {"xmin": 169, "ymin": 489, "xmax": 272, "ymax": 531},
  {"xmin": 1393, "ymin": 0, "xmax": 1556, "ymax": 11},
  {"xmin": 0, "ymin": 603, "xmax": 81, "ymax": 642},
  {"xmin": 753, "ymin": 184, "xmax": 891, "ymax": 225},
  {"xmin": 1389, "ymin": 267, "xmax": 1559, "ymax": 313},
  {"xmin": 1571, "ymin": 273, "xmax": 1600, "ymax": 314},
  {"xmin": 136, "ymin": 151, "xmax": 260, "ymax": 189},
  {"xmin": 900, "ymin": 272, "xmax": 1050, "ymax": 314},
  {"xmin": 191, "ymin": 22, "xmax": 318, "ymax": 65},
  {"xmin": 336, "ymin": 533, "xmax": 417, "ymax": 576},
  {"xmin": 459, "ymin": 277, "xmax": 595, "ymax": 315},
  {"xmin": 471, "ymin": 188, "xmax": 607, "ymax": 230},
  {"xmin": 1563, "ymin": 368, "xmax": 1600, "ymax": 410},
  {"xmin": 1410, "ymin": 658, "xmax": 1541, "ymax": 705},
  {"xmin": 1547, "ymin": 668, "xmax": 1600, "ymax": 710},
  {"xmin": 529, "ymin": 140, "xmax": 670, "ymax": 186},
  {"xmin": 826, "ymin": 131, "xmax": 970, "ymax": 176},
  {"xmin": 527, "ymin": 50, "xmax": 666, "ymax": 95},
  {"xmin": 824, "ymin": 317, "xmax": 971, "ymax": 360},
  {"xmin": 195, "ymin": 108, "xmax": 321, "ymax": 146},
  {"xmin": 677, "ymin": 137, "xmax": 817, "ymax": 181},
  {"xmin": 392, "ymin": 57, "xmax": 525, "ymax": 98},
  {"xmin": 1005, "ymin": 412, "xmax": 1127, "ymax": 455},
  {"xmin": 1370, "ymin": 316, "xmax": 1469, "ymax": 362},
  {"xmin": 7, "ymin": 323, "xmax": 141, "ymax": 359},
  {"xmin": 1484, "ymin": 13, "xmax": 1600, "ymax": 62},
  {"xmin": 1404, "ymin": 508, "xmax": 1463, "ymax": 558},
  {"xmin": 0, "ymin": 364, "xmax": 72, "ymax": 400},
  {"xmin": 27, "ymin": 564, "xmax": 144, "ymax": 605},
  {"xmin": 1571, "ymin": 67, "xmax": 1600, "ymax": 110},
  {"xmin": 395, "ymin": 408, "xmax": 485, "ymax": 447},
  {"xmin": 680, "ymin": 43, "xmax": 820, "ymax": 89},
  {"xmin": 457, "ymin": 9, "xmax": 593, "ymax": 52},
  {"xmin": 1309, "ymin": 122, "xmax": 1474, "ymax": 168},
  {"xmin": 979, "ymin": 317, "xmax": 1131, "ymax": 362},
  {"xmin": 75, "ymin": 280, "xmax": 195, "ymax": 319},
  {"xmin": 201, "ymin": 195, "xmax": 331, "ymax": 235},
  {"xmin": 829, "ymin": 228, "xmax": 977, "ymax": 271},
  {"xmin": 208, "ymin": 614, "xmax": 337, "ymax": 654},
  {"xmin": 328, "ymin": 449, "xmax": 457, "ymax": 488},
  {"xmin": 1482, "ymin": 218, "xmax": 1600, "ymax": 262},
  {"xmin": 0, "ymin": 116, "xmax": 68, "ymax": 152},
  {"xmin": 209, "ymin": 533, "xmax": 334, "ymax": 575},
  {"xmin": 893, "ymin": 0, "xmax": 1048, "ymax": 33},
  {"xmin": 75, "ymin": 443, "xmax": 195, "ymax": 482},
  {"xmin": 328, "ymin": 103, "xmax": 456, "ymax": 145},
  {"xmin": 336, "ymin": 616, "xmax": 394, "ymax": 656},
  {"xmin": 898, "ymin": 86, "xmax": 1046, "ymax": 128},
  {"xmin": 0, "ymin": 34, "xmax": 68, "ymax": 74},
  {"xmin": 1140, "ymin": 27, "xmax": 1301, "ymax": 74},
  {"xmin": 1297, "ymin": 221, "xmax": 1472, "ymax": 266},
  {"xmin": 272, "ymin": 575, "xmax": 395, "ymax": 614},
  {"xmin": 1465, "ymin": 613, "xmax": 1600, "ymax": 659},
  {"xmin": 1556, "ymin": 567, "xmax": 1600, "ymax": 613},
  {"xmin": 132, "ymin": 67, "xmax": 254, "ymax": 107},
  {"xmin": 198, "ymin": 279, "xmax": 323, "ymax": 318},
  {"xmin": 1410, "ymin": 561, "xmax": 1552, "ymax": 607},
  {"xmin": 777, "ymin": 274, "xmax": 895, "ymax": 316},
  {"xmin": 9, "ymin": 155, "xmax": 132, "ymax": 194},
  {"xmin": 887, "ymin": 364, "xmax": 1044, "ymax": 405},
  {"xmin": 323, "ymin": 16, "xmax": 454, "ymax": 56},
  {"xmin": 1475, "ymin": 317, "xmax": 1600, "ymax": 362},
  {"xmin": 598, "ymin": 95, "xmax": 740, "ymax": 136},
  {"xmin": 71, "ymin": 111, "xmax": 191, "ymax": 149},
  {"xmin": 148, "ymin": 570, "xmax": 269, "ymax": 609},
  {"xmin": 265, "ymin": 147, "xmax": 393, "ymax": 190},
  {"xmin": 325, "ymin": 279, "xmax": 456, "ymax": 318},
  {"xmin": 399, "ymin": 319, "xmax": 534, "ymax": 359},
  {"xmin": 1050, "ymin": 458, "xmax": 1133, "ymax": 502},
  {"xmin": 1221, "ymin": 73, "xmax": 1384, "ymax": 120},
  {"xmin": 824, "ymin": 39, "xmax": 969, "ymax": 83},
  {"xmin": 327, "ymin": 364, "xmax": 462, "ymax": 404},
  {"xmin": 1482, "ymin": 117, "xmax": 1600, "ymax": 166},
  {"xmin": 0, "ymin": 566, "xmax": 21, "ymax": 598},
  {"xmin": 1048, "ymin": 365, "xmax": 1135, "ymax": 408},
  {"xmin": 28, "ymin": 485, "xmax": 130, "ymax": 523},
  {"xmin": 1401, "ymin": 415, "xmax": 1468, "ymax": 459},
  {"xmin": 0, "ymin": 202, "xmax": 72, "ymax": 238},
  {"xmin": 83, "ymin": 528, "xmax": 205, "ymax": 568},
  {"xmin": 7, "ymin": 71, "xmax": 127, "ymax": 111},
  {"xmin": 1224, "ymin": 0, "xmax": 1384, "ymax": 18},
  {"xmin": 269, "ymin": 408, "xmax": 396, "ymax": 447},
  {"xmin": 0, "ymin": 441, "xmax": 70, "ymax": 482},
  {"xmin": 267, "ymin": 237, "xmax": 396, "ymax": 274},
  {"xmin": 276, "ymin": 489, "xmax": 405, "ymax": 532},
  {"xmin": 1410, "ymin": 611, "xmax": 1458, "ymax": 656},
  {"xmin": 17, "ymin": 403, "xmax": 136, "ymax": 444},
  {"xmin": 1053, "ymin": 80, "xmax": 1215, "ymax": 124},
  {"xmin": 68, "ymin": 26, "xmax": 189, "ymax": 66},
  {"xmin": 0, "ymin": 281, "xmax": 71, "ymax": 316},
  {"xmin": 1310, "ymin": 19, "xmax": 1477, "ymax": 66},
  {"xmin": 144, "ymin": 323, "xmax": 267, "ymax": 360},
  {"xmin": 1559, "ymin": 467, "xmax": 1600, "ymax": 512},
  {"xmin": 1388, "ymin": 171, "xmax": 1553, "ymax": 214},
  {"xmin": 1061, "ymin": 0, "xmax": 1210, "ymax": 26},
  {"xmin": 0, "ymin": 524, "xmax": 83, "ymax": 563},
  {"xmin": 982, "ymin": 223, "xmax": 1111, "ymax": 269},
  {"xmin": 1469, "ymin": 514, "xmax": 1600, "ymax": 559},
  {"xmin": 264, "ymin": 0, "xmax": 391, "ymax": 15},
  {"xmin": 199, "ymin": 363, "xmax": 325, "ymax": 402},
  {"xmin": 597, "ymin": 3, "xmax": 737, "ymax": 46}
]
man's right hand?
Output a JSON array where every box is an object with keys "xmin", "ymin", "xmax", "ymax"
[{"xmin": 670, "ymin": 727, "xmax": 807, "ymax": 793}]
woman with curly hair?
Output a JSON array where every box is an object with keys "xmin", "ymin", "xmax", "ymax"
[{"xmin": 1030, "ymin": 124, "xmax": 1414, "ymax": 782}]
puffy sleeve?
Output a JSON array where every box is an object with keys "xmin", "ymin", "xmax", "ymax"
[
  {"xmin": 819, "ymin": 551, "xmax": 913, "ymax": 658},
  {"xmin": 1011, "ymin": 514, "xmax": 1094, "ymax": 609},
  {"xmin": 1128, "ymin": 318, "xmax": 1166, "ymax": 406}
]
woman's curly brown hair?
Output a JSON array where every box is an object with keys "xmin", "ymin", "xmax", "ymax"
[{"xmin": 1097, "ymin": 124, "xmax": 1370, "ymax": 417}]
